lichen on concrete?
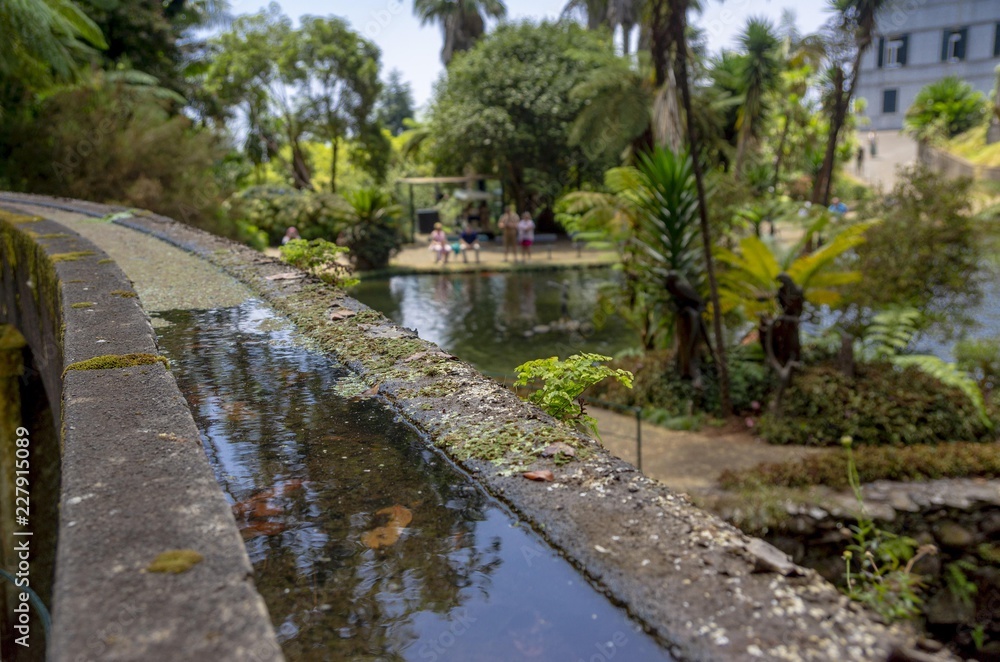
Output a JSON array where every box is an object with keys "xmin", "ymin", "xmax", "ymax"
[
  {"xmin": 50, "ymin": 251, "xmax": 96, "ymax": 263},
  {"xmin": 146, "ymin": 549, "xmax": 204, "ymax": 574}
]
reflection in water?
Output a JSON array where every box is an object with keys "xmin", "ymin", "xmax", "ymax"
[
  {"xmin": 351, "ymin": 270, "xmax": 639, "ymax": 377},
  {"xmin": 155, "ymin": 302, "xmax": 671, "ymax": 662}
]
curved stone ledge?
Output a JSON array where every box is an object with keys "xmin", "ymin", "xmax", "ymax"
[
  {"xmin": 0, "ymin": 193, "xmax": 955, "ymax": 661},
  {"xmin": 0, "ymin": 204, "xmax": 282, "ymax": 661}
]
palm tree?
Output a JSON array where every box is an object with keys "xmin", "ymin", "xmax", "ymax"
[
  {"xmin": 772, "ymin": 32, "xmax": 826, "ymax": 184},
  {"xmin": 0, "ymin": 0, "xmax": 106, "ymax": 91},
  {"xmin": 561, "ymin": 0, "xmax": 609, "ymax": 31},
  {"xmin": 732, "ymin": 17, "xmax": 781, "ymax": 178},
  {"xmin": 811, "ymin": 0, "xmax": 887, "ymax": 205},
  {"xmin": 413, "ymin": 0, "xmax": 507, "ymax": 66},
  {"xmin": 608, "ymin": 0, "xmax": 644, "ymax": 55}
]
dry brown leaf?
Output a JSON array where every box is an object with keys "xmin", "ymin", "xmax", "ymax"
[
  {"xmin": 329, "ymin": 308, "xmax": 357, "ymax": 320},
  {"xmin": 541, "ymin": 442, "xmax": 576, "ymax": 458},
  {"xmin": 522, "ymin": 470, "xmax": 555, "ymax": 482}
]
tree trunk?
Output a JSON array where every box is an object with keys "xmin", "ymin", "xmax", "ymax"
[
  {"xmin": 812, "ymin": 44, "xmax": 864, "ymax": 205},
  {"xmin": 330, "ymin": 137, "xmax": 339, "ymax": 193},
  {"xmin": 773, "ymin": 108, "xmax": 792, "ymax": 186},
  {"xmin": 733, "ymin": 118, "xmax": 751, "ymax": 180},
  {"xmin": 670, "ymin": 0, "xmax": 732, "ymax": 414}
]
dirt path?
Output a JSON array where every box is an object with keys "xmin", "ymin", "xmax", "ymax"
[{"xmin": 591, "ymin": 407, "xmax": 825, "ymax": 494}]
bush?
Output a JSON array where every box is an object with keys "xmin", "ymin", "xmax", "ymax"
[
  {"xmin": 719, "ymin": 441, "xmax": 1000, "ymax": 490},
  {"xmin": 336, "ymin": 187, "xmax": 405, "ymax": 271},
  {"xmin": 224, "ymin": 186, "xmax": 347, "ymax": 246},
  {"xmin": 904, "ymin": 76, "xmax": 987, "ymax": 142},
  {"xmin": 586, "ymin": 346, "xmax": 771, "ymax": 416},
  {"xmin": 757, "ymin": 362, "xmax": 993, "ymax": 446},
  {"xmin": 1, "ymin": 76, "xmax": 230, "ymax": 233}
]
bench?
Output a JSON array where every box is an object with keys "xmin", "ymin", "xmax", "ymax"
[{"xmin": 493, "ymin": 232, "xmax": 559, "ymax": 258}]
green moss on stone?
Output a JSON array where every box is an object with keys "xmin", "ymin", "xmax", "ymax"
[
  {"xmin": 50, "ymin": 251, "xmax": 96, "ymax": 263},
  {"xmin": 97, "ymin": 258, "xmax": 114, "ymax": 265},
  {"xmin": 70, "ymin": 302, "xmax": 94, "ymax": 309},
  {"xmin": 109, "ymin": 290, "xmax": 138, "ymax": 298},
  {"xmin": 146, "ymin": 549, "xmax": 203, "ymax": 574},
  {"xmin": 0, "ymin": 211, "xmax": 41, "ymax": 224},
  {"xmin": 63, "ymin": 353, "xmax": 169, "ymax": 376}
]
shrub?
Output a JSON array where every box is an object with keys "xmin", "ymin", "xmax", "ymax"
[
  {"xmin": 279, "ymin": 238, "xmax": 358, "ymax": 288},
  {"xmin": 719, "ymin": 441, "xmax": 1000, "ymax": 490},
  {"xmin": 2, "ymin": 76, "xmax": 230, "ymax": 233},
  {"xmin": 904, "ymin": 76, "xmax": 987, "ymax": 142},
  {"xmin": 757, "ymin": 362, "xmax": 993, "ymax": 446},
  {"xmin": 336, "ymin": 187, "xmax": 404, "ymax": 271},
  {"xmin": 224, "ymin": 186, "xmax": 347, "ymax": 246}
]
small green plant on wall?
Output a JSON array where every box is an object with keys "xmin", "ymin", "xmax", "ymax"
[
  {"xmin": 279, "ymin": 238, "xmax": 359, "ymax": 288},
  {"xmin": 840, "ymin": 436, "xmax": 937, "ymax": 622},
  {"xmin": 514, "ymin": 353, "xmax": 633, "ymax": 438}
]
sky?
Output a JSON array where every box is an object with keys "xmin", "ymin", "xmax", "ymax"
[{"xmin": 234, "ymin": 0, "xmax": 830, "ymax": 109}]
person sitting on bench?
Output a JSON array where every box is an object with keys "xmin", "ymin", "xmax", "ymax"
[
  {"xmin": 429, "ymin": 222, "xmax": 451, "ymax": 264},
  {"xmin": 459, "ymin": 224, "xmax": 481, "ymax": 263}
]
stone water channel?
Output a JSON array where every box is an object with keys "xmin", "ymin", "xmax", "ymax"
[
  {"xmin": 154, "ymin": 301, "xmax": 671, "ymax": 660},
  {"xmin": 10, "ymin": 205, "xmax": 671, "ymax": 660}
]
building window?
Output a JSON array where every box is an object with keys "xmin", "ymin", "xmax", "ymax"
[
  {"xmin": 883, "ymin": 89, "xmax": 898, "ymax": 114},
  {"xmin": 942, "ymin": 28, "xmax": 968, "ymax": 62},
  {"xmin": 995, "ymin": 23, "xmax": 1000, "ymax": 57},
  {"xmin": 877, "ymin": 34, "xmax": 908, "ymax": 68}
]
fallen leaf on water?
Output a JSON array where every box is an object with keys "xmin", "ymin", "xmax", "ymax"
[
  {"xmin": 240, "ymin": 521, "xmax": 286, "ymax": 540},
  {"xmin": 522, "ymin": 470, "xmax": 554, "ymax": 482},
  {"xmin": 329, "ymin": 308, "xmax": 357, "ymax": 320},
  {"xmin": 376, "ymin": 504, "xmax": 413, "ymax": 527},
  {"xmin": 251, "ymin": 501, "xmax": 282, "ymax": 519},
  {"xmin": 361, "ymin": 526, "xmax": 400, "ymax": 549},
  {"xmin": 541, "ymin": 442, "xmax": 575, "ymax": 459}
]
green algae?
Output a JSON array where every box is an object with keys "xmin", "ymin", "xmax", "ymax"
[
  {"xmin": 70, "ymin": 302, "xmax": 94, "ymax": 309},
  {"xmin": 146, "ymin": 549, "xmax": 203, "ymax": 574},
  {"xmin": 63, "ymin": 353, "xmax": 169, "ymax": 376},
  {"xmin": 50, "ymin": 251, "xmax": 96, "ymax": 263},
  {"xmin": 109, "ymin": 290, "xmax": 138, "ymax": 298}
]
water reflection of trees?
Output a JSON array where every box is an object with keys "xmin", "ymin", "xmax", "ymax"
[{"xmin": 156, "ymin": 305, "xmax": 501, "ymax": 659}]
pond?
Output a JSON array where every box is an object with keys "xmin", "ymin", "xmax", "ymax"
[
  {"xmin": 154, "ymin": 301, "xmax": 672, "ymax": 662},
  {"xmin": 350, "ymin": 269, "xmax": 639, "ymax": 378}
]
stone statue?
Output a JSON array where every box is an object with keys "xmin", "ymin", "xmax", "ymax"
[{"xmin": 665, "ymin": 271, "xmax": 712, "ymax": 387}]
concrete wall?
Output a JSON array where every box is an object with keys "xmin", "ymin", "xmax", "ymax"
[
  {"xmin": 0, "ymin": 209, "xmax": 282, "ymax": 661},
  {"xmin": 856, "ymin": 0, "xmax": 1000, "ymax": 131},
  {"xmin": 918, "ymin": 140, "xmax": 1000, "ymax": 180}
]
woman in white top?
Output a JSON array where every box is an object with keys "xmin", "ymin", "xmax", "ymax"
[
  {"xmin": 516, "ymin": 212, "xmax": 535, "ymax": 262},
  {"xmin": 429, "ymin": 222, "xmax": 450, "ymax": 264}
]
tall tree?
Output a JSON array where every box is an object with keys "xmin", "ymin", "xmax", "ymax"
[
  {"xmin": 429, "ymin": 21, "xmax": 615, "ymax": 211},
  {"xmin": 732, "ymin": 17, "xmax": 781, "ymax": 178},
  {"xmin": 811, "ymin": 0, "xmax": 887, "ymax": 205},
  {"xmin": 413, "ymin": 0, "xmax": 507, "ymax": 66},
  {"xmin": 294, "ymin": 15, "xmax": 387, "ymax": 192},
  {"xmin": 377, "ymin": 70, "xmax": 416, "ymax": 136},
  {"xmin": 648, "ymin": 0, "xmax": 732, "ymax": 413},
  {"xmin": 561, "ymin": 0, "xmax": 609, "ymax": 31},
  {"xmin": 608, "ymin": 0, "xmax": 645, "ymax": 55}
]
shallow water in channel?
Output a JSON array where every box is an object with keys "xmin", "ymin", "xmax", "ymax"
[{"xmin": 154, "ymin": 301, "xmax": 672, "ymax": 662}]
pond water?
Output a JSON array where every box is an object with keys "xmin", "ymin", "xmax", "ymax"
[
  {"xmin": 154, "ymin": 301, "xmax": 672, "ymax": 662},
  {"xmin": 350, "ymin": 270, "xmax": 639, "ymax": 378}
]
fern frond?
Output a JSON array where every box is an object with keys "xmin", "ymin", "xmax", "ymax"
[{"xmin": 892, "ymin": 354, "xmax": 992, "ymax": 429}]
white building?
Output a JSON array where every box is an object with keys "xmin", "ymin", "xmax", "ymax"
[{"xmin": 855, "ymin": 0, "xmax": 1000, "ymax": 131}]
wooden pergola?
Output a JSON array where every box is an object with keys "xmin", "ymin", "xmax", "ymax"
[{"xmin": 395, "ymin": 175, "xmax": 499, "ymax": 241}]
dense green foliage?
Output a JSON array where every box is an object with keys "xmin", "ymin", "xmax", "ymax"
[
  {"xmin": 904, "ymin": 76, "xmax": 987, "ymax": 142},
  {"xmin": 844, "ymin": 166, "xmax": 983, "ymax": 337},
  {"xmin": 224, "ymin": 186, "xmax": 347, "ymax": 245},
  {"xmin": 428, "ymin": 21, "xmax": 616, "ymax": 210},
  {"xmin": 558, "ymin": 147, "xmax": 702, "ymax": 348},
  {"xmin": 336, "ymin": 187, "xmax": 405, "ymax": 270},
  {"xmin": 757, "ymin": 362, "xmax": 993, "ymax": 446}
]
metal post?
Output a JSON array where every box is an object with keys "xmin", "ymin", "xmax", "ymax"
[
  {"xmin": 635, "ymin": 407, "xmax": 642, "ymax": 472},
  {"xmin": 409, "ymin": 184, "xmax": 416, "ymax": 243}
]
